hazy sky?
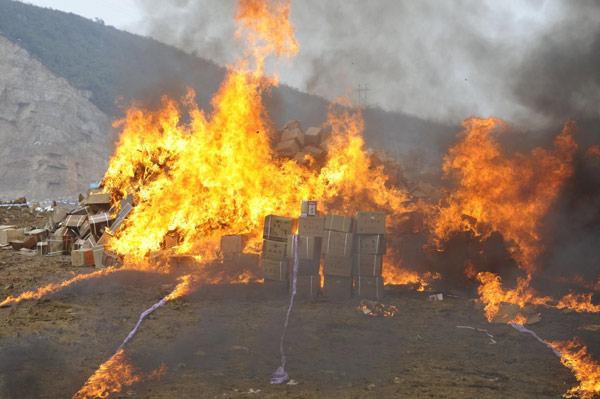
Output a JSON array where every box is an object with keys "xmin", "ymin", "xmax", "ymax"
[{"xmin": 21, "ymin": 1, "xmax": 600, "ymax": 128}]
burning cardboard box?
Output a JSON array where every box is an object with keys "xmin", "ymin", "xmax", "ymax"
[
  {"xmin": 275, "ymin": 139, "xmax": 300, "ymax": 158},
  {"xmin": 304, "ymin": 126, "xmax": 322, "ymax": 146},
  {"xmin": 280, "ymin": 120, "xmax": 305, "ymax": 146},
  {"xmin": 263, "ymin": 215, "xmax": 295, "ymax": 241},
  {"xmin": 355, "ymin": 211, "xmax": 386, "ymax": 235},
  {"xmin": 220, "ymin": 234, "xmax": 244, "ymax": 260}
]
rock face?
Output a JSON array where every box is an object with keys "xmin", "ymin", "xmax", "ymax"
[{"xmin": 0, "ymin": 35, "xmax": 113, "ymax": 201}]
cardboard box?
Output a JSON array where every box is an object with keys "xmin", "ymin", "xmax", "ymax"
[
  {"xmin": 280, "ymin": 120, "xmax": 305, "ymax": 146},
  {"xmin": 262, "ymin": 258, "xmax": 288, "ymax": 281},
  {"xmin": 52, "ymin": 207, "xmax": 68, "ymax": 225},
  {"xmin": 26, "ymin": 228, "xmax": 47, "ymax": 243},
  {"xmin": 48, "ymin": 239, "xmax": 64, "ymax": 254},
  {"xmin": 84, "ymin": 192, "xmax": 111, "ymax": 207},
  {"xmin": 263, "ymin": 215, "xmax": 295, "ymax": 241},
  {"xmin": 298, "ymin": 217, "xmax": 325, "ymax": 237},
  {"xmin": 93, "ymin": 245, "xmax": 105, "ymax": 268},
  {"xmin": 323, "ymin": 275, "xmax": 353, "ymax": 299},
  {"xmin": 324, "ymin": 214, "xmax": 353, "ymax": 232},
  {"xmin": 71, "ymin": 248, "xmax": 95, "ymax": 267},
  {"xmin": 323, "ymin": 254, "xmax": 353, "ymax": 276},
  {"xmin": 110, "ymin": 202, "xmax": 133, "ymax": 233},
  {"xmin": 169, "ymin": 254, "xmax": 201, "ymax": 270},
  {"xmin": 220, "ymin": 234, "xmax": 244, "ymax": 254},
  {"xmin": 294, "ymin": 275, "xmax": 321, "ymax": 298},
  {"xmin": 300, "ymin": 200, "xmax": 317, "ymax": 217},
  {"xmin": 89, "ymin": 212, "xmax": 114, "ymax": 236},
  {"xmin": 355, "ymin": 276, "xmax": 384, "ymax": 299},
  {"xmin": 275, "ymin": 139, "xmax": 301, "ymax": 158},
  {"xmin": 354, "ymin": 234, "xmax": 386, "ymax": 254},
  {"xmin": 262, "ymin": 239, "xmax": 287, "ymax": 260},
  {"xmin": 353, "ymin": 253, "xmax": 383, "ymax": 276},
  {"xmin": 64, "ymin": 215, "xmax": 87, "ymax": 230},
  {"xmin": 355, "ymin": 211, "xmax": 386, "ymax": 235},
  {"xmin": 233, "ymin": 252, "xmax": 259, "ymax": 269},
  {"xmin": 303, "ymin": 145, "xmax": 325, "ymax": 159},
  {"xmin": 0, "ymin": 228, "xmax": 25, "ymax": 244},
  {"xmin": 37, "ymin": 241, "xmax": 49, "ymax": 255},
  {"xmin": 304, "ymin": 127, "xmax": 322, "ymax": 145},
  {"xmin": 322, "ymin": 230, "xmax": 353, "ymax": 257},
  {"xmin": 296, "ymin": 259, "xmax": 320, "ymax": 275},
  {"xmin": 286, "ymin": 235, "xmax": 322, "ymax": 260}
]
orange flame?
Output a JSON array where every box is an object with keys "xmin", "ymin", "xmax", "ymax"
[
  {"xmin": 73, "ymin": 349, "xmax": 165, "ymax": 399},
  {"xmin": 549, "ymin": 338, "xmax": 600, "ymax": 399},
  {"xmin": 164, "ymin": 274, "xmax": 198, "ymax": 301},
  {"xmin": 430, "ymin": 117, "xmax": 577, "ymax": 273},
  {"xmin": 382, "ymin": 264, "xmax": 440, "ymax": 292},
  {"xmin": 475, "ymin": 272, "xmax": 551, "ymax": 323},
  {"xmin": 556, "ymin": 292, "xmax": 600, "ymax": 313},
  {"xmin": 101, "ymin": 1, "xmax": 412, "ymax": 281},
  {"xmin": 0, "ymin": 268, "xmax": 119, "ymax": 307}
]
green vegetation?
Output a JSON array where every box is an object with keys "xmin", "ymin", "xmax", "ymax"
[{"xmin": 0, "ymin": 0, "xmax": 222, "ymax": 116}]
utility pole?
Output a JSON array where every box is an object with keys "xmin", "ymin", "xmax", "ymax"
[{"xmin": 357, "ymin": 83, "xmax": 370, "ymax": 107}]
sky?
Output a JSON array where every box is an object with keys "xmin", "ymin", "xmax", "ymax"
[{"xmin": 21, "ymin": 1, "xmax": 600, "ymax": 128}]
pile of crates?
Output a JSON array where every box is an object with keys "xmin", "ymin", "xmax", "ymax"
[{"xmin": 259, "ymin": 201, "xmax": 387, "ymax": 300}]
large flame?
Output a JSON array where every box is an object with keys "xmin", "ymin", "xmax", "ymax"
[
  {"xmin": 73, "ymin": 349, "xmax": 165, "ymax": 399},
  {"xmin": 0, "ymin": 268, "xmax": 119, "ymax": 307},
  {"xmin": 102, "ymin": 1, "xmax": 411, "ymax": 275},
  {"xmin": 430, "ymin": 117, "xmax": 577, "ymax": 273},
  {"xmin": 550, "ymin": 339, "xmax": 600, "ymax": 399}
]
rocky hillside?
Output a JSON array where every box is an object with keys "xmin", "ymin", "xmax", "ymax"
[{"xmin": 0, "ymin": 35, "xmax": 112, "ymax": 201}]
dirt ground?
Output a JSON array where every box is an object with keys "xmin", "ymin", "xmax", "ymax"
[{"xmin": 0, "ymin": 208, "xmax": 598, "ymax": 399}]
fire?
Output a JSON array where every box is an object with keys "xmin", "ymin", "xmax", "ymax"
[
  {"xmin": 164, "ymin": 274, "xmax": 197, "ymax": 301},
  {"xmin": 549, "ymin": 339, "xmax": 600, "ymax": 399},
  {"xmin": 430, "ymin": 117, "xmax": 577, "ymax": 273},
  {"xmin": 359, "ymin": 299, "xmax": 397, "ymax": 317},
  {"xmin": 556, "ymin": 292, "xmax": 600, "ymax": 313},
  {"xmin": 0, "ymin": 268, "xmax": 119, "ymax": 307},
  {"xmin": 101, "ymin": 0, "xmax": 412, "ymax": 279},
  {"xmin": 382, "ymin": 263, "xmax": 440, "ymax": 291},
  {"xmin": 475, "ymin": 272, "xmax": 551, "ymax": 323},
  {"xmin": 73, "ymin": 349, "xmax": 165, "ymax": 399},
  {"xmin": 585, "ymin": 145, "xmax": 600, "ymax": 160}
]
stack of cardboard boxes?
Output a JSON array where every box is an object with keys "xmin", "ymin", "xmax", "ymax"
[
  {"xmin": 287, "ymin": 202, "xmax": 323, "ymax": 298},
  {"xmin": 322, "ymin": 214, "xmax": 354, "ymax": 299},
  {"xmin": 353, "ymin": 212, "xmax": 386, "ymax": 300},
  {"xmin": 261, "ymin": 215, "xmax": 294, "ymax": 292}
]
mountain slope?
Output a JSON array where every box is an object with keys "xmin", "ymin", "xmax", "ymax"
[{"xmin": 0, "ymin": 34, "xmax": 112, "ymax": 200}]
